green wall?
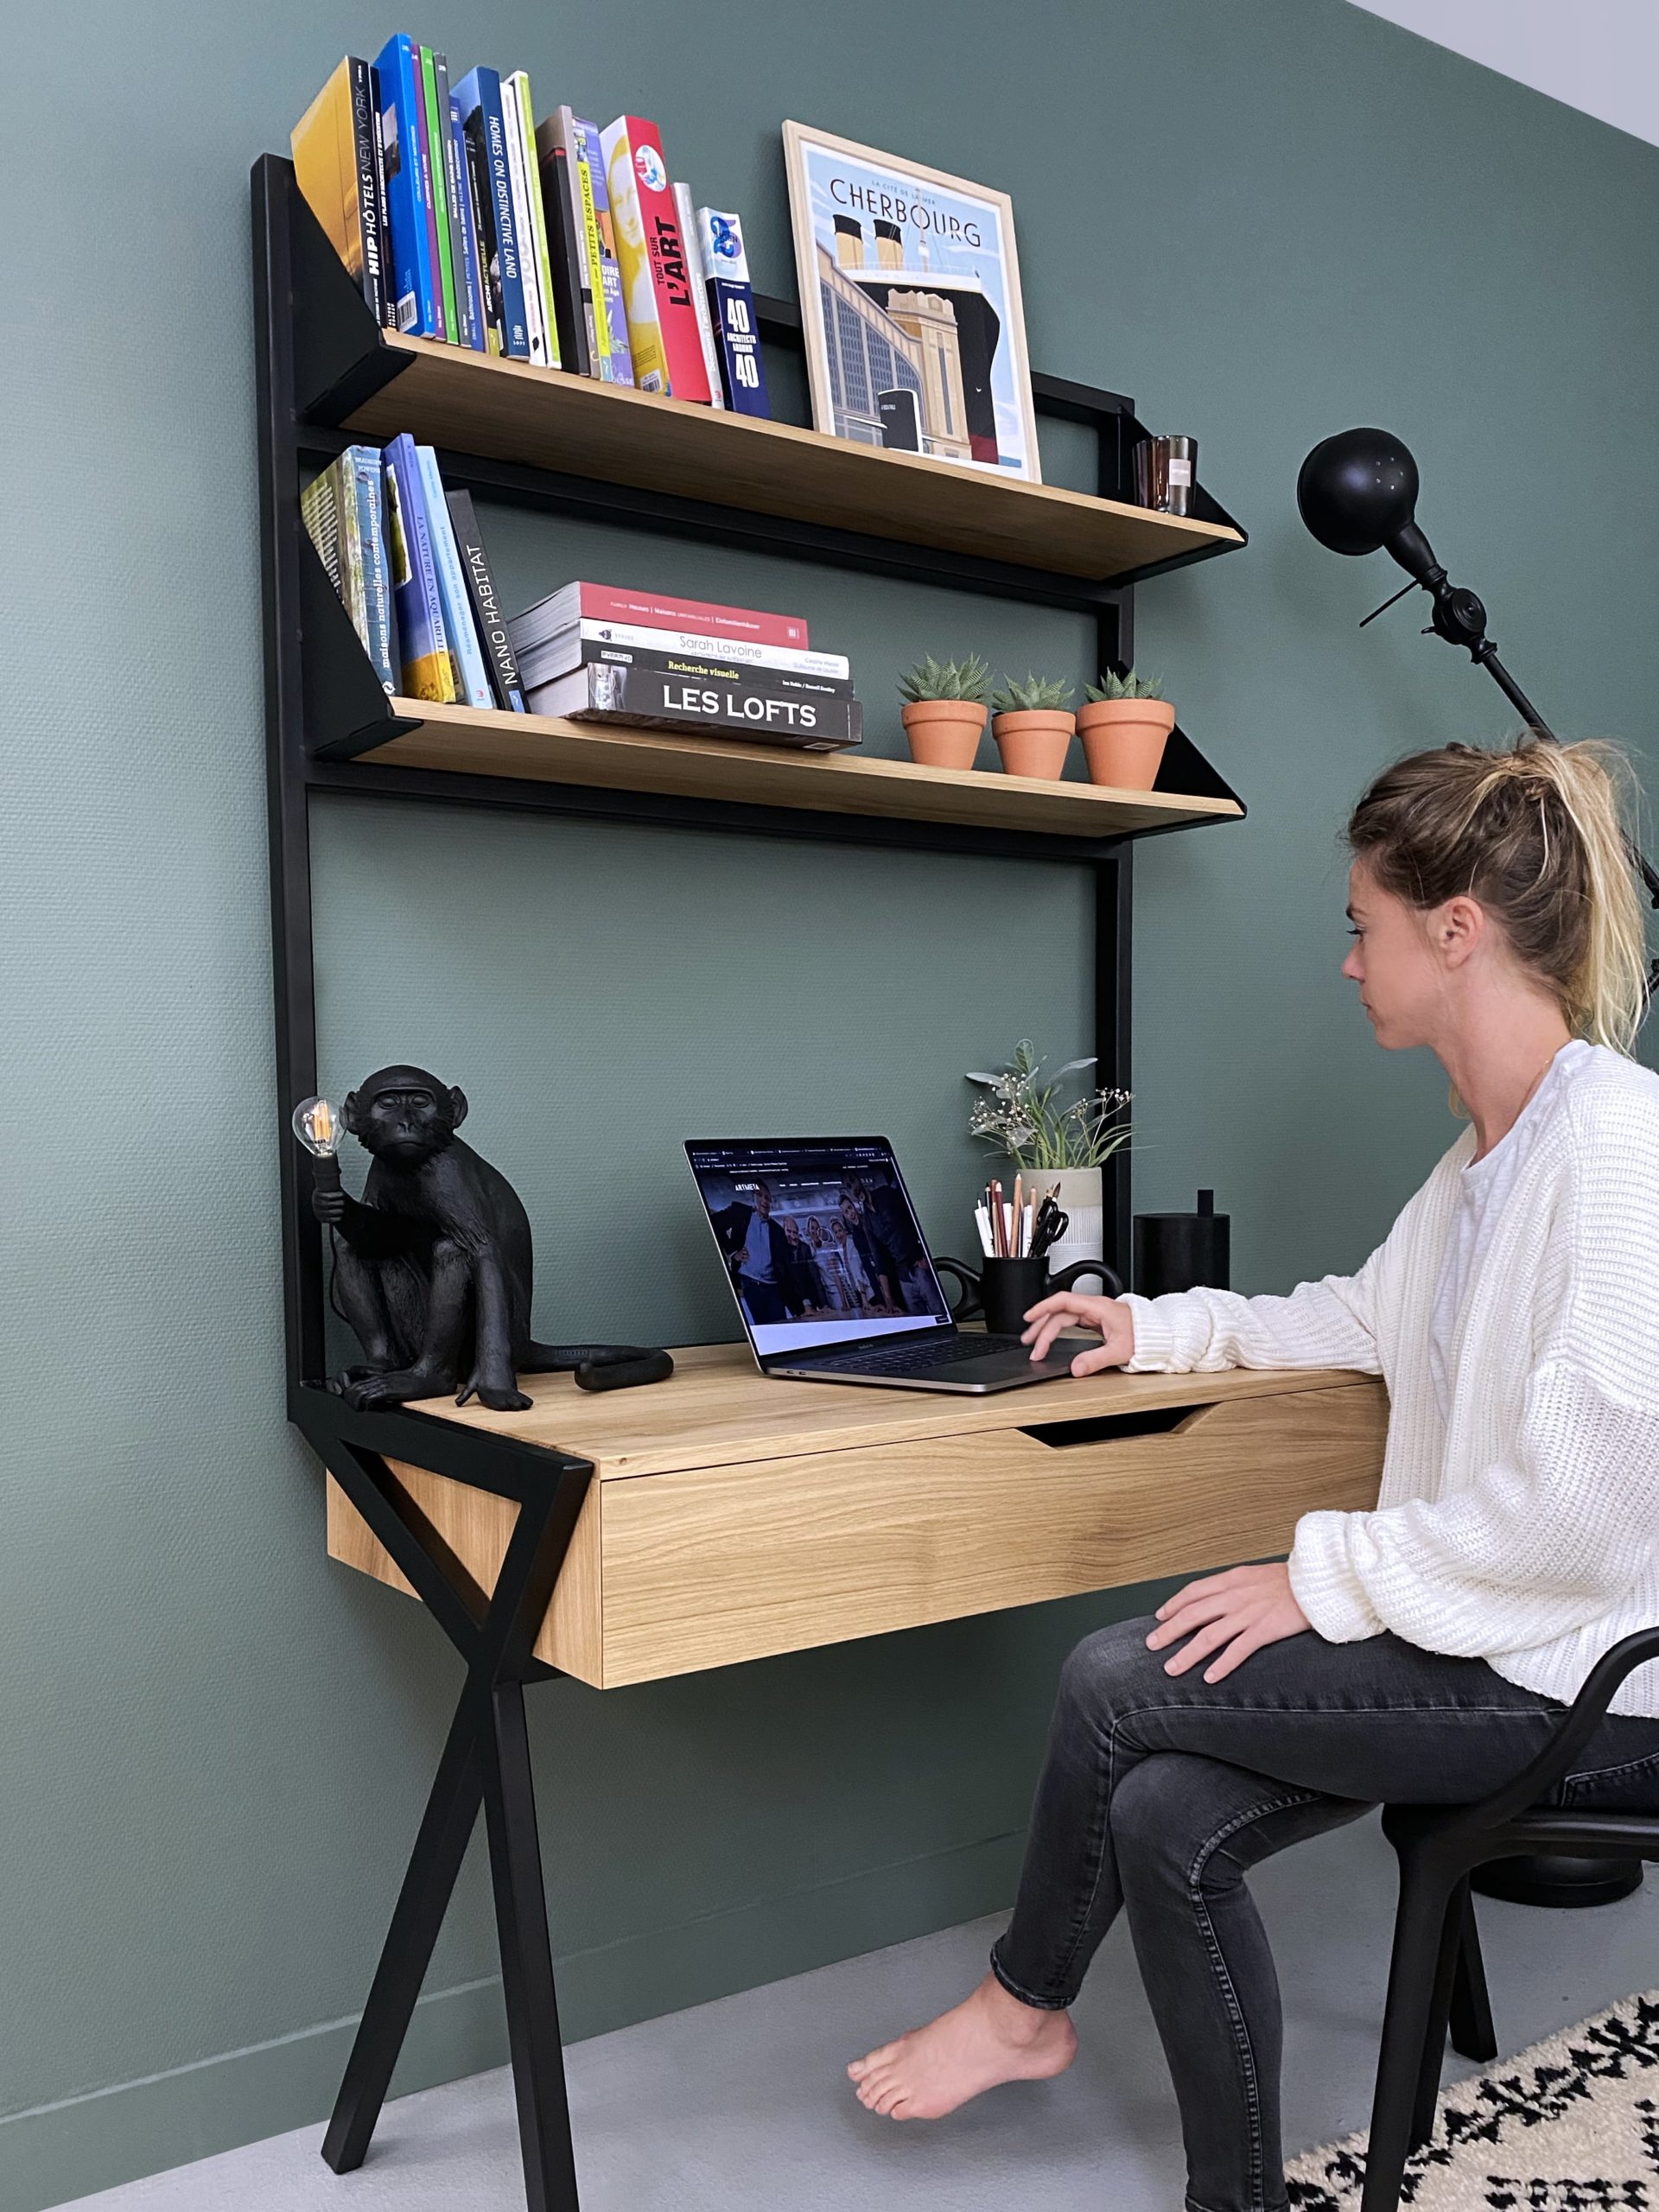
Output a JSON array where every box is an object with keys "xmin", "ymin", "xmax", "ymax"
[{"xmin": 4, "ymin": 1, "xmax": 1658, "ymax": 2202}]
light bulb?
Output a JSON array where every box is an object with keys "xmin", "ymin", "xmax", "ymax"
[{"xmin": 292, "ymin": 1096, "xmax": 343, "ymax": 1158}]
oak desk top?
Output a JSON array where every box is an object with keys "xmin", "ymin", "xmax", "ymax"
[{"xmin": 398, "ymin": 1338, "xmax": 1376, "ymax": 1481}]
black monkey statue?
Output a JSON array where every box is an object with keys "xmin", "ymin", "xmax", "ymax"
[{"xmin": 309, "ymin": 1065, "xmax": 673, "ymax": 1408}]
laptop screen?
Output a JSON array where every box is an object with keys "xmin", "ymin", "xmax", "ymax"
[{"xmin": 684, "ymin": 1139, "xmax": 953, "ymax": 1358}]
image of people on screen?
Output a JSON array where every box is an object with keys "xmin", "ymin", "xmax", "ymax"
[{"xmin": 703, "ymin": 1162, "xmax": 948, "ymax": 1331}]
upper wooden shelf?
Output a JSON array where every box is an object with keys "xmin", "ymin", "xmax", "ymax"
[
  {"xmin": 329, "ymin": 334, "xmax": 1243, "ymax": 585},
  {"xmin": 333, "ymin": 697, "xmax": 1244, "ymax": 842}
]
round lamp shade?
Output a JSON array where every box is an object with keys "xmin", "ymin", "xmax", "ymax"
[{"xmin": 1296, "ymin": 428, "xmax": 1420, "ymax": 556}]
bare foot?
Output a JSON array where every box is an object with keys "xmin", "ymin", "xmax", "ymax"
[{"xmin": 847, "ymin": 1974, "xmax": 1077, "ymax": 2120}]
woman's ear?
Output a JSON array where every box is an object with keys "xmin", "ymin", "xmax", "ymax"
[{"xmin": 1435, "ymin": 894, "xmax": 1486, "ymax": 969}]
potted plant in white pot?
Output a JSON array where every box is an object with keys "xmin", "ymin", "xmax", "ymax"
[
  {"xmin": 897, "ymin": 653, "xmax": 994, "ymax": 769},
  {"xmin": 989, "ymin": 672, "xmax": 1075, "ymax": 779},
  {"xmin": 1077, "ymin": 666, "xmax": 1175, "ymax": 789},
  {"xmin": 964, "ymin": 1041, "xmax": 1131, "ymax": 1287}
]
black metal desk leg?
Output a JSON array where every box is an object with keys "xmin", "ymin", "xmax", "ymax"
[
  {"xmin": 484, "ymin": 1679, "xmax": 581, "ymax": 2212},
  {"xmin": 322, "ymin": 1694, "xmax": 485, "ymax": 2171}
]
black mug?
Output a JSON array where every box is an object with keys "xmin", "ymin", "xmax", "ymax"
[{"xmin": 934, "ymin": 1255, "xmax": 1122, "ymax": 1341}]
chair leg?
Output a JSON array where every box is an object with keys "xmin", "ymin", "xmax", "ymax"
[
  {"xmin": 1362, "ymin": 1851, "xmax": 1459, "ymax": 2212},
  {"xmin": 1408, "ymin": 1880, "xmax": 1471, "ymax": 2151},
  {"xmin": 1447, "ymin": 1885, "xmax": 1497, "ymax": 2062}
]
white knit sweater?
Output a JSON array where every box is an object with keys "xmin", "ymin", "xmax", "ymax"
[{"xmin": 1121, "ymin": 1046, "xmax": 1659, "ymax": 1716}]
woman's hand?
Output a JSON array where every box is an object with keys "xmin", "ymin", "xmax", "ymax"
[
  {"xmin": 1021, "ymin": 1292, "xmax": 1136, "ymax": 1374},
  {"xmin": 1146, "ymin": 1563, "xmax": 1312, "ymax": 1683}
]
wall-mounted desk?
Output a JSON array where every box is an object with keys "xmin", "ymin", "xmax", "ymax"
[{"xmin": 306, "ymin": 1349, "xmax": 1386, "ymax": 2209}]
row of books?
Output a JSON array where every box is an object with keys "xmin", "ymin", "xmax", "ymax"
[
  {"xmin": 291, "ymin": 47, "xmax": 769, "ymax": 416},
  {"xmin": 303, "ymin": 444, "xmax": 860, "ymax": 750}
]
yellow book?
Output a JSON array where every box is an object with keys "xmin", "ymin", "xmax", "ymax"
[
  {"xmin": 290, "ymin": 56, "xmax": 387, "ymax": 325},
  {"xmin": 598, "ymin": 118, "xmax": 670, "ymax": 393}
]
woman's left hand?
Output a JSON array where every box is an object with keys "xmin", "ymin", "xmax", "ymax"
[{"xmin": 1146, "ymin": 1562, "xmax": 1313, "ymax": 1683}]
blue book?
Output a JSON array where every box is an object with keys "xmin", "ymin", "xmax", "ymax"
[
  {"xmin": 447, "ymin": 95, "xmax": 486, "ymax": 351},
  {"xmin": 696, "ymin": 208, "xmax": 771, "ymax": 418},
  {"xmin": 373, "ymin": 35, "xmax": 442, "ymax": 337},
  {"xmin": 416, "ymin": 445, "xmax": 494, "ymax": 708},
  {"xmin": 453, "ymin": 67, "xmax": 531, "ymax": 359},
  {"xmin": 382, "ymin": 434, "xmax": 453, "ymax": 701},
  {"xmin": 347, "ymin": 445, "xmax": 397, "ymax": 692}
]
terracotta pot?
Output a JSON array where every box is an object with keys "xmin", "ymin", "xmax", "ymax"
[
  {"xmin": 1077, "ymin": 698, "xmax": 1176, "ymax": 790},
  {"xmin": 901, "ymin": 698, "xmax": 988, "ymax": 769},
  {"xmin": 991, "ymin": 709, "xmax": 1075, "ymax": 779}
]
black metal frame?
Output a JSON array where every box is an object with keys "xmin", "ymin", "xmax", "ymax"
[{"xmin": 252, "ymin": 149, "xmax": 1247, "ymax": 2206}]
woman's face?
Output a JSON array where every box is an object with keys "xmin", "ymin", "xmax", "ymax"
[{"xmin": 1342, "ymin": 859, "xmax": 1481, "ymax": 1050}]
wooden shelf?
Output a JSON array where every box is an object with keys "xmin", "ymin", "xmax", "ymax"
[
  {"xmin": 338, "ymin": 698, "xmax": 1244, "ymax": 840},
  {"xmin": 338, "ymin": 334, "xmax": 1244, "ymax": 585}
]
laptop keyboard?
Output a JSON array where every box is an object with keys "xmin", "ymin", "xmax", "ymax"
[{"xmin": 809, "ymin": 1334, "xmax": 1032, "ymax": 1376}]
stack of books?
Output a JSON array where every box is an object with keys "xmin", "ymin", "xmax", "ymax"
[
  {"xmin": 290, "ymin": 48, "xmax": 770, "ymax": 416},
  {"xmin": 303, "ymin": 437, "xmax": 524, "ymax": 711},
  {"xmin": 506, "ymin": 584, "xmax": 862, "ymax": 751}
]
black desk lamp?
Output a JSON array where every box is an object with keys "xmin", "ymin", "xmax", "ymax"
[
  {"xmin": 1298, "ymin": 430, "xmax": 1650, "ymax": 1910},
  {"xmin": 1297, "ymin": 427, "xmax": 1659, "ymax": 981}
]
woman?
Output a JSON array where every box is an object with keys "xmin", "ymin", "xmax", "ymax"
[{"xmin": 849, "ymin": 739, "xmax": 1659, "ymax": 2212}]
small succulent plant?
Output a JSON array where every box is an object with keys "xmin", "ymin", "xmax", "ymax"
[
  {"xmin": 898, "ymin": 652, "xmax": 994, "ymax": 704},
  {"xmin": 1084, "ymin": 666, "xmax": 1165, "ymax": 702},
  {"xmin": 990, "ymin": 672, "xmax": 1075, "ymax": 714}
]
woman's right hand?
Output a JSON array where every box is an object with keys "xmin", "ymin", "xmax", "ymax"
[{"xmin": 1021, "ymin": 1292, "xmax": 1136, "ymax": 1376}]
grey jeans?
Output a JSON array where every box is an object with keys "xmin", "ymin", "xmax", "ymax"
[{"xmin": 989, "ymin": 1617, "xmax": 1659, "ymax": 2212}]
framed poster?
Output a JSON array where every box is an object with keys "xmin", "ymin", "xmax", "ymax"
[{"xmin": 782, "ymin": 121, "xmax": 1041, "ymax": 484}]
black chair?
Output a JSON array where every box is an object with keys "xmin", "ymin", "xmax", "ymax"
[{"xmin": 1362, "ymin": 1627, "xmax": 1659, "ymax": 2212}]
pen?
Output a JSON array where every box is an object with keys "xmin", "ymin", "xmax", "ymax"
[
  {"xmin": 975, "ymin": 1203, "xmax": 994, "ymax": 1256},
  {"xmin": 1011, "ymin": 1174, "xmax": 1023, "ymax": 1255}
]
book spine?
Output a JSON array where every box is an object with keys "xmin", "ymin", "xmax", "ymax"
[
  {"xmin": 332, "ymin": 454, "xmax": 369, "ymax": 654},
  {"xmin": 445, "ymin": 92, "xmax": 486, "ymax": 349},
  {"xmin": 526, "ymin": 662, "xmax": 861, "ymax": 750},
  {"xmin": 345, "ymin": 59, "xmax": 387, "ymax": 327},
  {"xmin": 372, "ymin": 36, "xmax": 440, "ymax": 335},
  {"xmin": 534, "ymin": 125, "xmax": 590, "ymax": 376},
  {"xmin": 536, "ymin": 639, "xmax": 855, "ymax": 699},
  {"xmin": 550, "ymin": 111, "xmax": 604, "ymax": 377},
  {"xmin": 349, "ymin": 446, "xmax": 397, "ymax": 691},
  {"xmin": 416, "ymin": 446, "xmax": 495, "ymax": 708},
  {"xmin": 301, "ymin": 470, "xmax": 342, "ymax": 598},
  {"xmin": 697, "ymin": 209, "xmax": 771, "ymax": 418},
  {"xmin": 419, "ymin": 48, "xmax": 456, "ymax": 343},
  {"xmin": 577, "ymin": 117, "xmax": 632, "ymax": 385},
  {"xmin": 621, "ymin": 116, "xmax": 710, "ymax": 402},
  {"xmin": 598, "ymin": 118, "xmax": 667, "ymax": 391},
  {"xmin": 510, "ymin": 73, "xmax": 562, "ymax": 369},
  {"xmin": 457, "ymin": 92, "xmax": 505, "ymax": 355},
  {"xmin": 516, "ymin": 618, "xmax": 849, "ymax": 681},
  {"xmin": 365, "ymin": 67, "xmax": 395, "ymax": 329},
  {"xmin": 445, "ymin": 489, "xmax": 527, "ymax": 712},
  {"xmin": 383, "ymin": 434, "xmax": 454, "ymax": 702},
  {"xmin": 481, "ymin": 73, "xmax": 531, "ymax": 358},
  {"xmin": 675, "ymin": 183, "xmax": 724, "ymax": 410},
  {"xmin": 542, "ymin": 582, "xmax": 808, "ymax": 647},
  {"xmin": 500, "ymin": 75, "xmax": 547, "ymax": 366}
]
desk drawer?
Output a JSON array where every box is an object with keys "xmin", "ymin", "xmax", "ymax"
[{"xmin": 327, "ymin": 1379, "xmax": 1386, "ymax": 1688}]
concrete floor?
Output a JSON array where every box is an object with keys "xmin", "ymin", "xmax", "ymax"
[{"xmin": 66, "ymin": 1814, "xmax": 1659, "ymax": 2212}]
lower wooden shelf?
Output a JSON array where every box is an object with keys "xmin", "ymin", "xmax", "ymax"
[{"xmin": 334, "ymin": 698, "xmax": 1245, "ymax": 840}]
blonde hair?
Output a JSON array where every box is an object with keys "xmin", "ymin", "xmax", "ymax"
[{"xmin": 1347, "ymin": 737, "xmax": 1649, "ymax": 1053}]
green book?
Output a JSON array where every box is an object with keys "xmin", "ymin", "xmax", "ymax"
[{"xmin": 419, "ymin": 46, "xmax": 459, "ymax": 344}]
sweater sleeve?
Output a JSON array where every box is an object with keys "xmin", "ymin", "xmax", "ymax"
[
  {"xmin": 1120, "ymin": 1259, "xmax": 1385, "ymax": 1377},
  {"xmin": 1290, "ymin": 1082, "xmax": 1659, "ymax": 1651}
]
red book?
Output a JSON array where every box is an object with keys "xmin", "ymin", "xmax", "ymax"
[
  {"xmin": 537, "ymin": 581, "xmax": 809, "ymax": 648},
  {"xmin": 613, "ymin": 115, "xmax": 711, "ymax": 404}
]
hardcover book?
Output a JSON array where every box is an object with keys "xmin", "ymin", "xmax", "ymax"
[
  {"xmin": 598, "ymin": 117, "xmax": 709, "ymax": 402},
  {"xmin": 696, "ymin": 207, "xmax": 771, "ymax": 417},
  {"xmin": 348, "ymin": 444, "xmax": 397, "ymax": 692},
  {"xmin": 372, "ymin": 35, "xmax": 442, "ymax": 335},
  {"xmin": 416, "ymin": 447, "xmax": 495, "ymax": 708},
  {"xmin": 291, "ymin": 58, "xmax": 389, "ymax": 329},
  {"xmin": 515, "ymin": 639, "xmax": 853, "ymax": 705},
  {"xmin": 536, "ymin": 111, "xmax": 600, "ymax": 378},
  {"xmin": 508, "ymin": 73, "xmax": 561, "ymax": 369},
  {"xmin": 444, "ymin": 489, "xmax": 527, "ymax": 712},
  {"xmin": 512, "ymin": 580, "xmax": 808, "ymax": 650},
  {"xmin": 577, "ymin": 116, "xmax": 633, "ymax": 384},
  {"xmin": 460, "ymin": 100, "xmax": 505, "ymax": 353},
  {"xmin": 446, "ymin": 92, "xmax": 486, "ymax": 351},
  {"xmin": 382, "ymin": 433, "xmax": 455, "ymax": 701},
  {"xmin": 500, "ymin": 72, "xmax": 550, "ymax": 366},
  {"xmin": 454, "ymin": 68, "xmax": 531, "ymax": 359},
  {"xmin": 512, "ymin": 617, "xmax": 849, "ymax": 685},
  {"xmin": 418, "ymin": 48, "xmax": 457, "ymax": 342},
  {"xmin": 675, "ymin": 183, "xmax": 724, "ymax": 410},
  {"xmin": 524, "ymin": 660, "xmax": 861, "ymax": 750}
]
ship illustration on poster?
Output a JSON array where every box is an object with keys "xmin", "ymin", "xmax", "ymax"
[{"xmin": 783, "ymin": 123, "xmax": 1040, "ymax": 483}]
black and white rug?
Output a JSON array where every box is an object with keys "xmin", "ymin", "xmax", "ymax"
[{"xmin": 1287, "ymin": 1990, "xmax": 1659, "ymax": 2210}]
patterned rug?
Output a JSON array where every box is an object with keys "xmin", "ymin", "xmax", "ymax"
[{"xmin": 1287, "ymin": 1990, "xmax": 1659, "ymax": 2210}]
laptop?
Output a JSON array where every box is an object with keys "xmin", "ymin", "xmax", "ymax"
[{"xmin": 683, "ymin": 1136, "xmax": 1079, "ymax": 1394}]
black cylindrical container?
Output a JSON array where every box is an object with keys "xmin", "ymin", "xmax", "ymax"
[{"xmin": 1133, "ymin": 1188, "xmax": 1230, "ymax": 1298}]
